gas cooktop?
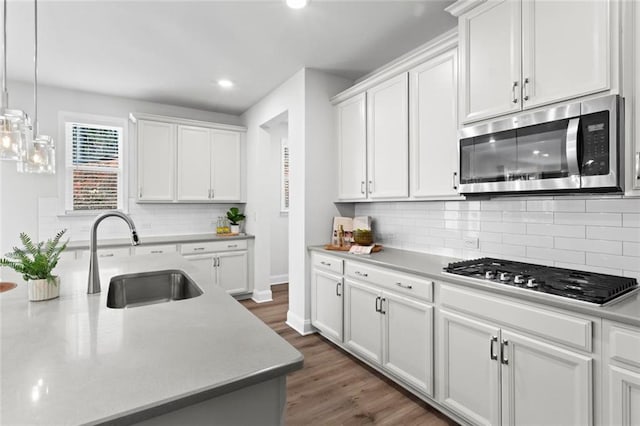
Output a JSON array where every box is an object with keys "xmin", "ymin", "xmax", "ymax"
[{"xmin": 443, "ymin": 257, "xmax": 638, "ymax": 306}]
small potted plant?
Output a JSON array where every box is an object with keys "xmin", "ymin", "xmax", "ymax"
[
  {"xmin": 226, "ymin": 207, "xmax": 246, "ymax": 234},
  {"xmin": 0, "ymin": 229, "xmax": 68, "ymax": 301}
]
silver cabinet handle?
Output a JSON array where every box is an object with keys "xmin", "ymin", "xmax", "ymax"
[
  {"xmin": 211, "ymin": 189, "xmax": 214, "ymax": 199},
  {"xmin": 490, "ymin": 336, "xmax": 498, "ymax": 360},
  {"xmin": 150, "ymin": 250, "xmax": 162, "ymax": 254},
  {"xmin": 636, "ymin": 152, "xmax": 640, "ymax": 180},
  {"xmin": 227, "ymin": 244, "xmax": 238, "ymax": 248},
  {"xmin": 336, "ymin": 282, "xmax": 341, "ymax": 297},
  {"xmin": 501, "ymin": 339, "xmax": 509, "ymax": 365},
  {"xmin": 355, "ymin": 271, "xmax": 368, "ymax": 278},
  {"xmin": 320, "ymin": 261, "xmax": 331, "ymax": 266},
  {"xmin": 375, "ymin": 296, "xmax": 381, "ymax": 312},
  {"xmin": 380, "ymin": 297, "xmax": 386, "ymax": 315},
  {"xmin": 99, "ymin": 253, "xmax": 114, "ymax": 258},
  {"xmin": 368, "ymin": 180, "xmax": 373, "ymax": 193},
  {"xmin": 361, "ymin": 181, "xmax": 365, "ymax": 194},
  {"xmin": 193, "ymin": 247, "xmax": 206, "ymax": 251},
  {"xmin": 395, "ymin": 282, "xmax": 413, "ymax": 289},
  {"xmin": 523, "ymin": 77, "xmax": 530, "ymax": 101},
  {"xmin": 512, "ymin": 81, "xmax": 519, "ymax": 104},
  {"xmin": 452, "ymin": 172, "xmax": 458, "ymax": 190},
  {"xmin": 139, "ymin": 188, "xmax": 143, "ymax": 198}
]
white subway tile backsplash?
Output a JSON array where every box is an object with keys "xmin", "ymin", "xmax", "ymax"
[
  {"xmin": 586, "ymin": 198, "xmax": 640, "ymax": 213},
  {"xmin": 481, "ymin": 200, "xmax": 526, "ymax": 211},
  {"xmin": 555, "ymin": 212, "xmax": 622, "ymax": 227},
  {"xmin": 623, "ymin": 214, "xmax": 640, "ymax": 228},
  {"xmin": 527, "ymin": 247, "xmax": 585, "ymax": 265},
  {"xmin": 527, "ymin": 223, "xmax": 585, "ymax": 238},
  {"xmin": 445, "ymin": 220, "xmax": 480, "ymax": 231},
  {"xmin": 503, "ymin": 211, "xmax": 554, "ymax": 223},
  {"xmin": 503, "ymin": 234, "xmax": 553, "ymax": 248},
  {"xmin": 587, "ymin": 226, "xmax": 640, "ymax": 242},
  {"xmin": 482, "ymin": 221, "xmax": 527, "ymax": 234},
  {"xmin": 527, "ymin": 199, "xmax": 585, "ymax": 212},
  {"xmin": 586, "ymin": 253, "xmax": 640, "ymax": 272},
  {"xmin": 481, "ymin": 242, "xmax": 526, "ymax": 257},
  {"xmin": 623, "ymin": 242, "xmax": 640, "ymax": 257},
  {"xmin": 445, "ymin": 201, "xmax": 481, "ymax": 211},
  {"xmin": 478, "ymin": 231, "xmax": 503, "ymax": 243},
  {"xmin": 555, "ymin": 237, "xmax": 622, "ymax": 255}
]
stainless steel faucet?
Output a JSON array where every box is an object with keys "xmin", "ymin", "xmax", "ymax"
[{"xmin": 87, "ymin": 211, "xmax": 139, "ymax": 294}]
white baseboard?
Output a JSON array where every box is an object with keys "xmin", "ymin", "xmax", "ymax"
[
  {"xmin": 285, "ymin": 310, "xmax": 316, "ymax": 336},
  {"xmin": 269, "ymin": 274, "xmax": 288, "ymax": 285},
  {"xmin": 251, "ymin": 289, "xmax": 273, "ymax": 303}
]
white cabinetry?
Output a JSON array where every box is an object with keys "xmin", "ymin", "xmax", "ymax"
[
  {"xmin": 438, "ymin": 284, "xmax": 594, "ymax": 426},
  {"xmin": 344, "ymin": 279, "xmax": 384, "ymax": 364},
  {"xmin": 177, "ymin": 127, "xmax": 242, "ymax": 202},
  {"xmin": 137, "ymin": 120, "xmax": 176, "ymax": 201},
  {"xmin": 181, "ymin": 240, "xmax": 250, "ymax": 296},
  {"xmin": 632, "ymin": 0, "xmax": 640, "ymax": 192},
  {"xmin": 409, "ymin": 48, "xmax": 459, "ymax": 198},
  {"xmin": 604, "ymin": 321, "xmax": 640, "ymax": 426},
  {"xmin": 311, "ymin": 253, "xmax": 344, "ymax": 343},
  {"xmin": 337, "ymin": 93, "xmax": 367, "ymax": 200},
  {"xmin": 136, "ymin": 114, "xmax": 245, "ymax": 203},
  {"xmin": 453, "ymin": 0, "xmax": 614, "ymax": 123},
  {"xmin": 366, "ymin": 73, "xmax": 409, "ymax": 199}
]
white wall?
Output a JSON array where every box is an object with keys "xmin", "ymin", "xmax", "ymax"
[
  {"xmin": 0, "ymin": 81, "xmax": 241, "ymax": 281},
  {"xmin": 355, "ymin": 196, "xmax": 640, "ymax": 281},
  {"xmin": 268, "ymin": 122, "xmax": 289, "ymax": 284}
]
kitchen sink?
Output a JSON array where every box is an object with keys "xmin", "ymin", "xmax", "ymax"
[{"xmin": 107, "ymin": 270, "xmax": 203, "ymax": 309}]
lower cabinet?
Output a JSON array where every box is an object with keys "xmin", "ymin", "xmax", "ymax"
[
  {"xmin": 311, "ymin": 268, "xmax": 343, "ymax": 343},
  {"xmin": 344, "ymin": 278, "xmax": 434, "ymax": 397},
  {"xmin": 439, "ymin": 308, "xmax": 593, "ymax": 426},
  {"xmin": 184, "ymin": 250, "xmax": 249, "ymax": 295}
]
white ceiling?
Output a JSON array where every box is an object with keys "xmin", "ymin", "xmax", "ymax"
[{"xmin": 6, "ymin": 0, "xmax": 456, "ymax": 115}]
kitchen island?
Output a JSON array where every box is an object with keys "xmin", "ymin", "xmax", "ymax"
[{"xmin": 0, "ymin": 253, "xmax": 303, "ymax": 425}]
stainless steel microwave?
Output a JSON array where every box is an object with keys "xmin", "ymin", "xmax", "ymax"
[{"xmin": 458, "ymin": 95, "xmax": 623, "ymax": 195}]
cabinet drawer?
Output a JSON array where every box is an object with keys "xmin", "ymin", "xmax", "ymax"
[
  {"xmin": 77, "ymin": 247, "xmax": 131, "ymax": 259},
  {"xmin": 312, "ymin": 252, "xmax": 343, "ymax": 275},
  {"xmin": 180, "ymin": 239, "xmax": 248, "ymax": 255},
  {"xmin": 134, "ymin": 244, "xmax": 178, "ymax": 255},
  {"xmin": 345, "ymin": 261, "xmax": 433, "ymax": 302},
  {"xmin": 609, "ymin": 324, "xmax": 640, "ymax": 368},
  {"xmin": 440, "ymin": 284, "xmax": 592, "ymax": 352}
]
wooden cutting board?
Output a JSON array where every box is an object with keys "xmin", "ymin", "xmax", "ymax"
[{"xmin": 323, "ymin": 244, "xmax": 383, "ymax": 253}]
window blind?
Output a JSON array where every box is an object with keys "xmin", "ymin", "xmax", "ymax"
[
  {"xmin": 66, "ymin": 122, "xmax": 122, "ymax": 211},
  {"xmin": 281, "ymin": 143, "xmax": 290, "ymax": 212}
]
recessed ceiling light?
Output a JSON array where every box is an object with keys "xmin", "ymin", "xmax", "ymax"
[
  {"xmin": 218, "ymin": 79, "xmax": 234, "ymax": 88},
  {"xmin": 286, "ymin": 0, "xmax": 308, "ymax": 9}
]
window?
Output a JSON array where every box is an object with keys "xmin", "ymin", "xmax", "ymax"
[
  {"xmin": 281, "ymin": 140, "xmax": 289, "ymax": 212},
  {"xmin": 64, "ymin": 119, "xmax": 124, "ymax": 212}
]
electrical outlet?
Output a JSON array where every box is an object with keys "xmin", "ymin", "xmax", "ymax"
[{"xmin": 463, "ymin": 237, "xmax": 479, "ymax": 249}]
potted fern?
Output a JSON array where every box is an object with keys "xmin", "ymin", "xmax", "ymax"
[
  {"xmin": 0, "ymin": 229, "xmax": 68, "ymax": 301},
  {"xmin": 226, "ymin": 207, "xmax": 246, "ymax": 234}
]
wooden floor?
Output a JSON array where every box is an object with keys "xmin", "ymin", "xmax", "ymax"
[{"xmin": 240, "ymin": 284, "xmax": 458, "ymax": 426}]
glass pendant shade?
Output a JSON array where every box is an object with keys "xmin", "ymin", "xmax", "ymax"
[
  {"xmin": 18, "ymin": 133, "xmax": 54, "ymax": 174},
  {"xmin": 0, "ymin": 108, "xmax": 29, "ymax": 161}
]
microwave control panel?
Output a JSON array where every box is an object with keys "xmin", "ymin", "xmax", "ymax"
[{"xmin": 580, "ymin": 111, "xmax": 610, "ymax": 176}]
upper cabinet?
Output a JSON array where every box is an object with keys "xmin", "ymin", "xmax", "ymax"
[
  {"xmin": 136, "ymin": 115, "xmax": 245, "ymax": 203},
  {"xmin": 333, "ymin": 31, "xmax": 459, "ymax": 202},
  {"xmin": 453, "ymin": 0, "xmax": 615, "ymax": 124},
  {"xmin": 367, "ymin": 73, "xmax": 409, "ymax": 199}
]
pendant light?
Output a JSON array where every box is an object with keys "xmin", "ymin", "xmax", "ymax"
[
  {"xmin": 18, "ymin": 0, "xmax": 54, "ymax": 174},
  {"xmin": 0, "ymin": 0, "xmax": 30, "ymax": 161}
]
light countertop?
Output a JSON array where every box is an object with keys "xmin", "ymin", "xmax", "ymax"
[
  {"xmin": 0, "ymin": 253, "xmax": 302, "ymax": 425},
  {"xmin": 66, "ymin": 232, "xmax": 254, "ymax": 250},
  {"xmin": 309, "ymin": 246, "xmax": 640, "ymax": 328}
]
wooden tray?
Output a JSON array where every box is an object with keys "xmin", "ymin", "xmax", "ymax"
[
  {"xmin": 216, "ymin": 233, "xmax": 240, "ymax": 237},
  {"xmin": 324, "ymin": 244, "xmax": 383, "ymax": 253}
]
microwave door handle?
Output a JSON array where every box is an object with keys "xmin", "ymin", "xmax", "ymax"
[{"xmin": 566, "ymin": 117, "xmax": 581, "ymax": 179}]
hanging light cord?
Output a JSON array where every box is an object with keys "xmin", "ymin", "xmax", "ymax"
[{"xmin": 33, "ymin": 0, "xmax": 39, "ymax": 135}]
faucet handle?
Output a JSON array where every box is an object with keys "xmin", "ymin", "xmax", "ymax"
[{"xmin": 132, "ymin": 231, "xmax": 140, "ymax": 246}]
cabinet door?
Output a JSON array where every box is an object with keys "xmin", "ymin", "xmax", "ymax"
[
  {"xmin": 211, "ymin": 130, "xmax": 242, "ymax": 201},
  {"xmin": 184, "ymin": 253, "xmax": 216, "ymax": 285},
  {"xmin": 460, "ymin": 0, "xmax": 521, "ymax": 123},
  {"xmin": 367, "ymin": 73, "xmax": 409, "ymax": 199},
  {"xmin": 344, "ymin": 279, "xmax": 383, "ymax": 364},
  {"xmin": 382, "ymin": 292, "xmax": 433, "ymax": 397},
  {"xmin": 337, "ymin": 93, "xmax": 367, "ymax": 200},
  {"xmin": 177, "ymin": 125, "xmax": 211, "ymax": 201},
  {"xmin": 311, "ymin": 269, "xmax": 343, "ymax": 343},
  {"xmin": 216, "ymin": 250, "xmax": 249, "ymax": 294},
  {"xmin": 521, "ymin": 0, "xmax": 609, "ymax": 110},
  {"xmin": 409, "ymin": 48, "xmax": 459, "ymax": 198},
  {"xmin": 608, "ymin": 365, "xmax": 640, "ymax": 426},
  {"xmin": 439, "ymin": 309, "xmax": 501, "ymax": 426},
  {"xmin": 137, "ymin": 120, "xmax": 176, "ymax": 201},
  {"xmin": 501, "ymin": 330, "xmax": 593, "ymax": 426}
]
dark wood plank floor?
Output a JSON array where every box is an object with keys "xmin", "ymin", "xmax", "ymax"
[{"xmin": 240, "ymin": 284, "xmax": 458, "ymax": 426}]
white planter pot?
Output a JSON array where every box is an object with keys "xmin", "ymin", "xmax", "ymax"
[
  {"xmin": 230, "ymin": 224, "xmax": 240, "ymax": 234},
  {"xmin": 28, "ymin": 277, "xmax": 60, "ymax": 301}
]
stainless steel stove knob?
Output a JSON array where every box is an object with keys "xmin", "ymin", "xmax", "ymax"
[
  {"xmin": 514, "ymin": 275, "xmax": 525, "ymax": 284},
  {"xmin": 485, "ymin": 271, "xmax": 496, "ymax": 279},
  {"xmin": 499, "ymin": 272, "xmax": 511, "ymax": 281},
  {"xmin": 526, "ymin": 278, "xmax": 537, "ymax": 288}
]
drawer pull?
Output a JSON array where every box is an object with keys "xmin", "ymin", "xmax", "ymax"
[
  {"xmin": 490, "ymin": 336, "xmax": 498, "ymax": 360},
  {"xmin": 150, "ymin": 250, "xmax": 162, "ymax": 254},
  {"xmin": 355, "ymin": 271, "xmax": 368, "ymax": 278},
  {"xmin": 227, "ymin": 244, "xmax": 238, "ymax": 248},
  {"xmin": 100, "ymin": 253, "xmax": 115, "ymax": 258},
  {"xmin": 320, "ymin": 261, "xmax": 331, "ymax": 266},
  {"xmin": 501, "ymin": 340, "xmax": 509, "ymax": 365},
  {"xmin": 193, "ymin": 247, "xmax": 206, "ymax": 251},
  {"xmin": 380, "ymin": 297, "xmax": 386, "ymax": 315},
  {"xmin": 395, "ymin": 282, "xmax": 413, "ymax": 289},
  {"xmin": 375, "ymin": 296, "xmax": 381, "ymax": 312},
  {"xmin": 336, "ymin": 282, "xmax": 341, "ymax": 297}
]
